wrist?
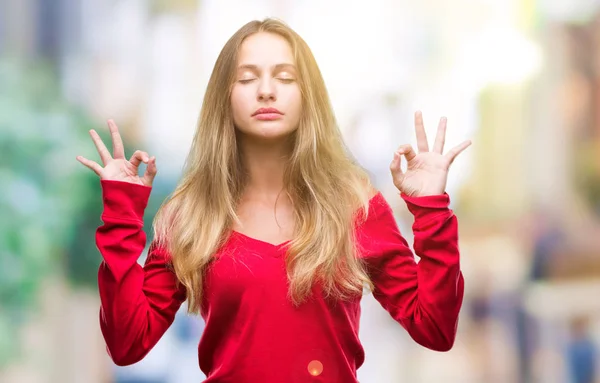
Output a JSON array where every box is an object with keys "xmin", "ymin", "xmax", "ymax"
[{"xmin": 401, "ymin": 189, "xmax": 446, "ymax": 198}]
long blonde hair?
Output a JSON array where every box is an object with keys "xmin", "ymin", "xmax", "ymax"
[{"xmin": 153, "ymin": 18, "xmax": 374, "ymax": 314}]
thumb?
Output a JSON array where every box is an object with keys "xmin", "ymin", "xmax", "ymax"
[
  {"xmin": 390, "ymin": 151, "xmax": 404, "ymax": 176},
  {"xmin": 142, "ymin": 156, "xmax": 157, "ymax": 186},
  {"xmin": 390, "ymin": 151, "xmax": 405, "ymax": 186}
]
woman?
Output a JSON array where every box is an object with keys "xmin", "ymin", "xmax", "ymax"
[{"xmin": 77, "ymin": 18, "xmax": 471, "ymax": 382}]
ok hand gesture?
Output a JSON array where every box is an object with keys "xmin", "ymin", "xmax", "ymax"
[
  {"xmin": 76, "ymin": 120, "xmax": 157, "ymax": 187},
  {"xmin": 390, "ymin": 111, "xmax": 471, "ymax": 197}
]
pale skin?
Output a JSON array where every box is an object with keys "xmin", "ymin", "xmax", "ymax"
[
  {"xmin": 76, "ymin": 121, "xmax": 157, "ymax": 187},
  {"xmin": 228, "ymin": 32, "xmax": 300, "ymax": 245},
  {"xmin": 391, "ymin": 112, "xmax": 472, "ymax": 198},
  {"xmin": 76, "ymin": 32, "xmax": 470, "ymax": 245}
]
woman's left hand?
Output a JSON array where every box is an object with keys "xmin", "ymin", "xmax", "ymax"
[{"xmin": 390, "ymin": 111, "xmax": 471, "ymax": 197}]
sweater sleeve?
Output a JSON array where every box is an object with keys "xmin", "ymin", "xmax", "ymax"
[
  {"xmin": 96, "ymin": 180, "xmax": 186, "ymax": 366},
  {"xmin": 359, "ymin": 192, "xmax": 464, "ymax": 352}
]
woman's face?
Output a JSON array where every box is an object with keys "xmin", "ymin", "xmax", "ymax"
[{"xmin": 231, "ymin": 32, "xmax": 302, "ymax": 142}]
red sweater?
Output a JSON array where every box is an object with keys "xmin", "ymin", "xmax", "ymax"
[{"xmin": 97, "ymin": 180, "xmax": 463, "ymax": 382}]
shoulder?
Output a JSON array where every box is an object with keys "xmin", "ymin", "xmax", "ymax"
[
  {"xmin": 358, "ymin": 176, "xmax": 387, "ymax": 211},
  {"xmin": 363, "ymin": 183, "xmax": 394, "ymax": 217},
  {"xmin": 147, "ymin": 239, "xmax": 175, "ymax": 264},
  {"xmin": 357, "ymin": 189, "xmax": 398, "ymax": 235}
]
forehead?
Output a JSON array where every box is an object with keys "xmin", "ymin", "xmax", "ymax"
[{"xmin": 237, "ymin": 32, "xmax": 294, "ymax": 66}]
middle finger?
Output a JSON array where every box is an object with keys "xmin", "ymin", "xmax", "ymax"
[
  {"xmin": 414, "ymin": 111, "xmax": 429, "ymax": 153},
  {"xmin": 108, "ymin": 120, "xmax": 126, "ymax": 159},
  {"xmin": 89, "ymin": 129, "xmax": 112, "ymax": 165}
]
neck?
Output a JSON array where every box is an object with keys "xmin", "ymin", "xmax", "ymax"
[{"xmin": 238, "ymin": 135, "xmax": 293, "ymax": 199}]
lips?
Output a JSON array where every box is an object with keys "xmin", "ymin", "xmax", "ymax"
[{"xmin": 252, "ymin": 107, "xmax": 283, "ymax": 117}]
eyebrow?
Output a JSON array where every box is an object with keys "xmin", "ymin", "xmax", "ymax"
[{"xmin": 237, "ymin": 63, "xmax": 296, "ymax": 72}]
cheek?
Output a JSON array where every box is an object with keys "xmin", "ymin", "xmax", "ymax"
[
  {"xmin": 283, "ymin": 86, "xmax": 302, "ymax": 118},
  {"xmin": 231, "ymin": 89, "xmax": 250, "ymax": 118},
  {"xmin": 290, "ymin": 91, "xmax": 303, "ymax": 122}
]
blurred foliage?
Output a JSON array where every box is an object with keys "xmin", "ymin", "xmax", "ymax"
[
  {"xmin": 575, "ymin": 140, "xmax": 600, "ymax": 216},
  {"xmin": 149, "ymin": 0, "xmax": 199, "ymax": 15},
  {"xmin": 0, "ymin": 58, "xmax": 172, "ymax": 367},
  {"xmin": 0, "ymin": 58, "xmax": 77, "ymax": 366}
]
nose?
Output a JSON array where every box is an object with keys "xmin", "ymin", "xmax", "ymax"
[{"xmin": 257, "ymin": 78, "xmax": 276, "ymax": 102}]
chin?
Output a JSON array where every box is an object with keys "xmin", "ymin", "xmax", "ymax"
[{"xmin": 239, "ymin": 122, "xmax": 296, "ymax": 141}]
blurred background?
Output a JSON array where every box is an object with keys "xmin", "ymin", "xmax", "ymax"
[{"xmin": 1, "ymin": 0, "xmax": 600, "ymax": 382}]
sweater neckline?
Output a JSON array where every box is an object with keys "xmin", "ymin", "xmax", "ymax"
[{"xmin": 231, "ymin": 230, "xmax": 292, "ymax": 250}]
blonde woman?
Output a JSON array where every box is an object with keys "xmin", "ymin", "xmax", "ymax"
[{"xmin": 77, "ymin": 18, "xmax": 471, "ymax": 383}]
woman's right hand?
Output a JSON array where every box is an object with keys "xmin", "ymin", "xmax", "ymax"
[{"xmin": 76, "ymin": 120, "xmax": 157, "ymax": 187}]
